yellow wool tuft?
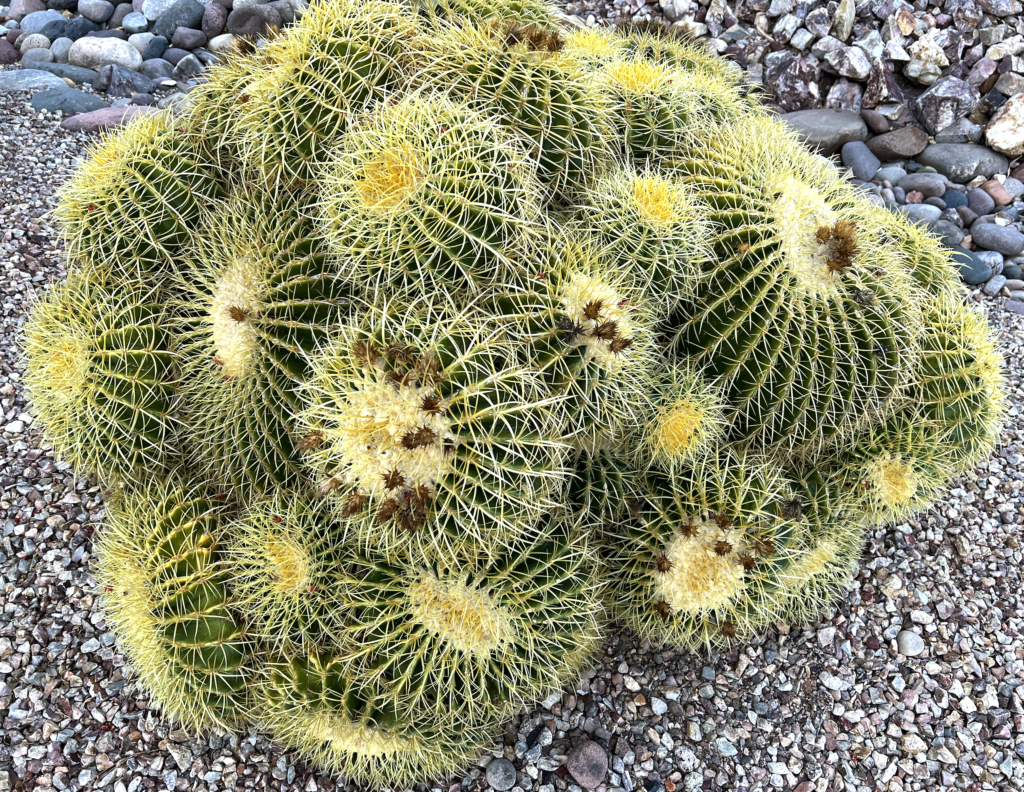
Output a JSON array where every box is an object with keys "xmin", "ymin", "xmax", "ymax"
[
  {"xmin": 654, "ymin": 523, "xmax": 746, "ymax": 614},
  {"xmin": 263, "ymin": 534, "xmax": 312, "ymax": 596},
  {"xmin": 607, "ymin": 59, "xmax": 669, "ymax": 92},
  {"xmin": 408, "ymin": 571, "xmax": 516, "ymax": 656},
  {"xmin": 209, "ymin": 258, "xmax": 263, "ymax": 379},
  {"xmin": 356, "ymin": 143, "xmax": 424, "ymax": 212},
  {"xmin": 865, "ymin": 454, "xmax": 919, "ymax": 511},
  {"xmin": 631, "ymin": 175, "xmax": 684, "ymax": 226},
  {"xmin": 559, "ymin": 273, "xmax": 637, "ymax": 371},
  {"xmin": 770, "ymin": 176, "xmax": 844, "ymax": 298}
]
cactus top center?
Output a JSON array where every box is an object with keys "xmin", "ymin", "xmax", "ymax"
[
  {"xmin": 326, "ymin": 371, "xmax": 453, "ymax": 503},
  {"xmin": 263, "ymin": 533, "xmax": 313, "ymax": 596},
  {"xmin": 408, "ymin": 571, "xmax": 516, "ymax": 656},
  {"xmin": 652, "ymin": 401, "xmax": 703, "ymax": 460},
  {"xmin": 210, "ymin": 258, "xmax": 263, "ymax": 379},
  {"xmin": 771, "ymin": 177, "xmax": 852, "ymax": 299},
  {"xmin": 865, "ymin": 453, "xmax": 919, "ymax": 510},
  {"xmin": 631, "ymin": 176, "xmax": 685, "ymax": 227},
  {"xmin": 559, "ymin": 274, "xmax": 637, "ymax": 371},
  {"xmin": 355, "ymin": 143, "xmax": 423, "ymax": 213},
  {"xmin": 564, "ymin": 28, "xmax": 620, "ymax": 60},
  {"xmin": 654, "ymin": 521, "xmax": 747, "ymax": 614},
  {"xmin": 606, "ymin": 59, "xmax": 669, "ymax": 93},
  {"xmin": 41, "ymin": 336, "xmax": 91, "ymax": 400}
]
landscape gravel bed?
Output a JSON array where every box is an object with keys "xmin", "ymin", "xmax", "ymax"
[{"xmin": 1, "ymin": 72, "xmax": 1023, "ymax": 792}]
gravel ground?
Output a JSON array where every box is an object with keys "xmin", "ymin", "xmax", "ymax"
[{"xmin": 1, "ymin": 87, "xmax": 1023, "ymax": 792}]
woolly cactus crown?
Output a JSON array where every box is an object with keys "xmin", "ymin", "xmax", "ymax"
[{"xmin": 23, "ymin": 0, "xmax": 1005, "ymax": 788}]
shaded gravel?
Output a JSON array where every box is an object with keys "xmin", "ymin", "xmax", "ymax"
[{"xmin": 0, "ymin": 86, "xmax": 1022, "ymax": 792}]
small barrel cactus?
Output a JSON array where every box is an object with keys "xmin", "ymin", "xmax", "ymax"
[
  {"xmin": 22, "ymin": 274, "xmax": 177, "ymax": 482},
  {"xmin": 55, "ymin": 114, "xmax": 223, "ymax": 276}
]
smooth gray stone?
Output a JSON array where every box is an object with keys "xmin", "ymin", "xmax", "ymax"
[
  {"xmin": 0, "ymin": 68, "xmax": 67, "ymax": 91},
  {"xmin": 951, "ymin": 249, "xmax": 993, "ymax": 285},
  {"xmin": 841, "ymin": 140, "xmax": 881, "ymax": 181},
  {"xmin": 779, "ymin": 108, "xmax": 868, "ymax": 155},
  {"xmin": 30, "ymin": 85, "xmax": 108, "ymax": 113},
  {"xmin": 898, "ymin": 203, "xmax": 942, "ymax": 224},
  {"xmin": 914, "ymin": 143, "xmax": 1010, "ymax": 182},
  {"xmin": 971, "ymin": 222, "xmax": 1024, "ymax": 256},
  {"xmin": 26, "ymin": 59, "xmax": 98, "ymax": 83}
]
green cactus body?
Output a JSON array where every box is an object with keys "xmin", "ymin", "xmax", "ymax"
[
  {"xmin": 602, "ymin": 448, "xmax": 803, "ymax": 650},
  {"xmin": 665, "ymin": 116, "xmax": 922, "ymax": 450},
  {"xmin": 885, "ymin": 209, "xmax": 961, "ymax": 293},
  {"xmin": 774, "ymin": 466, "xmax": 865, "ymax": 625},
  {"xmin": 570, "ymin": 447, "xmax": 634, "ymax": 525},
  {"xmin": 22, "ymin": 274, "xmax": 176, "ymax": 483},
  {"xmin": 912, "ymin": 294, "xmax": 1005, "ymax": 473},
  {"xmin": 417, "ymin": 21, "xmax": 611, "ymax": 195},
  {"xmin": 573, "ymin": 166, "xmax": 709, "ymax": 311},
  {"xmin": 226, "ymin": 496, "xmax": 350, "ymax": 651},
  {"xmin": 412, "ymin": 0, "xmax": 561, "ymax": 28},
  {"xmin": 491, "ymin": 238, "xmax": 658, "ymax": 441},
  {"xmin": 54, "ymin": 113, "xmax": 223, "ymax": 277},
  {"xmin": 330, "ymin": 510, "xmax": 603, "ymax": 726},
  {"xmin": 319, "ymin": 92, "xmax": 543, "ymax": 301},
  {"xmin": 299, "ymin": 306, "xmax": 569, "ymax": 554},
  {"xmin": 235, "ymin": 0, "xmax": 416, "ymax": 186},
  {"xmin": 95, "ymin": 477, "xmax": 249, "ymax": 732},
  {"xmin": 257, "ymin": 651, "xmax": 500, "ymax": 787},
  {"xmin": 174, "ymin": 189, "xmax": 357, "ymax": 493},
  {"xmin": 832, "ymin": 410, "xmax": 955, "ymax": 526}
]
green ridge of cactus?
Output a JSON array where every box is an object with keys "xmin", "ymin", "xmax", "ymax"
[
  {"xmin": 95, "ymin": 476, "xmax": 249, "ymax": 732},
  {"xmin": 569, "ymin": 445, "xmax": 633, "ymax": 526},
  {"xmin": 572, "ymin": 165, "xmax": 709, "ymax": 311},
  {"xmin": 912, "ymin": 293, "xmax": 1005, "ymax": 473},
  {"xmin": 234, "ymin": 0, "xmax": 417, "ymax": 186},
  {"xmin": 319, "ymin": 92, "xmax": 543, "ymax": 300},
  {"xmin": 831, "ymin": 409, "xmax": 955, "ymax": 526},
  {"xmin": 54, "ymin": 113, "xmax": 224, "ymax": 277},
  {"xmin": 22, "ymin": 273, "xmax": 177, "ymax": 483},
  {"xmin": 226, "ymin": 495, "xmax": 350, "ymax": 651},
  {"xmin": 774, "ymin": 465, "xmax": 865, "ymax": 626},
  {"xmin": 299, "ymin": 304, "xmax": 569, "ymax": 554},
  {"xmin": 328, "ymin": 508, "xmax": 603, "ymax": 726},
  {"xmin": 635, "ymin": 364, "xmax": 726, "ymax": 469},
  {"xmin": 665, "ymin": 116, "xmax": 923, "ymax": 450},
  {"xmin": 602, "ymin": 447, "xmax": 803, "ymax": 650},
  {"xmin": 490, "ymin": 236, "xmax": 659, "ymax": 441},
  {"xmin": 173, "ymin": 188, "xmax": 356, "ymax": 493},
  {"xmin": 416, "ymin": 20, "xmax": 611, "ymax": 194},
  {"xmin": 256, "ymin": 651, "xmax": 501, "ymax": 787},
  {"xmin": 411, "ymin": 0, "xmax": 561, "ymax": 28},
  {"xmin": 185, "ymin": 48, "xmax": 271, "ymax": 171}
]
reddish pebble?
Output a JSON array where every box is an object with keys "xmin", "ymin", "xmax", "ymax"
[
  {"xmin": 905, "ymin": 190, "xmax": 924, "ymax": 204},
  {"xmin": 980, "ymin": 179, "xmax": 1013, "ymax": 206}
]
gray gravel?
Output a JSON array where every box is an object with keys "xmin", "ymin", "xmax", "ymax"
[{"xmin": 1, "ymin": 80, "xmax": 1023, "ymax": 792}]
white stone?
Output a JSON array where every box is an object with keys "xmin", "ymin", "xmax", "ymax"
[
  {"xmin": 832, "ymin": 0, "xmax": 854, "ymax": 41},
  {"xmin": 651, "ymin": 697, "xmax": 668, "ymax": 715},
  {"xmin": 896, "ymin": 630, "xmax": 925, "ymax": 656},
  {"xmin": 4, "ymin": 421, "xmax": 24, "ymax": 434},
  {"xmin": 660, "ymin": 0, "xmax": 692, "ymax": 22},
  {"xmin": 987, "ymin": 35, "xmax": 1024, "ymax": 61},
  {"xmin": 18, "ymin": 32, "xmax": 47, "ymax": 53},
  {"xmin": 206, "ymin": 32, "xmax": 236, "ymax": 54},
  {"xmin": 986, "ymin": 92, "xmax": 1024, "ymax": 156},
  {"xmin": 140, "ymin": 0, "xmax": 174, "ymax": 20},
  {"xmin": 128, "ymin": 31, "xmax": 154, "ymax": 54},
  {"xmin": 902, "ymin": 733, "xmax": 928, "ymax": 754},
  {"xmin": 905, "ymin": 33, "xmax": 949, "ymax": 85},
  {"xmin": 68, "ymin": 36, "xmax": 143, "ymax": 70}
]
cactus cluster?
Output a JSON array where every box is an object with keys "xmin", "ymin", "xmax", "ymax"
[{"xmin": 24, "ymin": 0, "xmax": 1006, "ymax": 787}]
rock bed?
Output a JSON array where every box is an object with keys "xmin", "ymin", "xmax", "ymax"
[
  {"xmin": 561, "ymin": 0, "xmax": 1024, "ymax": 309},
  {"xmin": 0, "ymin": 66, "xmax": 1023, "ymax": 792},
  {"xmin": 0, "ymin": 0, "xmax": 301, "ymax": 131}
]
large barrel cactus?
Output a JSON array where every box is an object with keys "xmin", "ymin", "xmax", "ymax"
[{"xmin": 26, "ymin": 0, "xmax": 1005, "ymax": 787}]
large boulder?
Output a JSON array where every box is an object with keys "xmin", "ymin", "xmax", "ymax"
[
  {"xmin": 779, "ymin": 108, "xmax": 867, "ymax": 155},
  {"xmin": 0, "ymin": 68, "xmax": 69, "ymax": 91},
  {"xmin": 68, "ymin": 36, "xmax": 143, "ymax": 70},
  {"xmin": 9, "ymin": 0, "xmax": 47, "ymax": 20},
  {"xmin": 31, "ymin": 85, "xmax": 108, "ymax": 114},
  {"xmin": 19, "ymin": 9, "xmax": 66, "ymax": 33},
  {"xmin": 914, "ymin": 77, "xmax": 980, "ymax": 135}
]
